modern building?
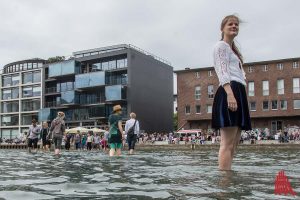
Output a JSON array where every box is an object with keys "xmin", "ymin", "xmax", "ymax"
[
  {"xmin": 0, "ymin": 59, "xmax": 45, "ymax": 139},
  {"xmin": 38, "ymin": 44, "xmax": 173, "ymax": 133},
  {"xmin": 176, "ymin": 57, "xmax": 300, "ymax": 134}
]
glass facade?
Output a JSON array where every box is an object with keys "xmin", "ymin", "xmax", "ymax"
[
  {"xmin": 22, "ymin": 99, "xmax": 40, "ymax": 111},
  {"xmin": 3, "ymin": 61, "xmax": 44, "ymax": 74},
  {"xmin": 105, "ymin": 85, "xmax": 126, "ymax": 101},
  {"xmin": 1, "ymin": 115, "xmax": 19, "ymax": 126},
  {"xmin": 90, "ymin": 58, "xmax": 127, "ymax": 71},
  {"xmin": 22, "ymin": 86, "xmax": 41, "ymax": 97},
  {"xmin": 105, "ymin": 73, "xmax": 128, "ymax": 85},
  {"xmin": 1, "ymin": 129, "xmax": 19, "ymax": 139},
  {"xmin": 60, "ymin": 91, "xmax": 77, "ymax": 104},
  {"xmin": 75, "ymin": 71, "xmax": 105, "ymax": 88},
  {"xmin": 2, "ymin": 88, "xmax": 19, "ymax": 100},
  {"xmin": 38, "ymin": 108, "xmax": 55, "ymax": 121},
  {"xmin": 2, "ymin": 101, "xmax": 19, "ymax": 113},
  {"xmin": 23, "ymin": 71, "xmax": 41, "ymax": 84},
  {"xmin": 48, "ymin": 60, "xmax": 79, "ymax": 77},
  {"xmin": 22, "ymin": 114, "xmax": 38, "ymax": 125}
]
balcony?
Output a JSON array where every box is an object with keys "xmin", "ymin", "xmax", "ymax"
[
  {"xmin": 75, "ymin": 71, "xmax": 105, "ymax": 89},
  {"xmin": 105, "ymin": 85, "xmax": 127, "ymax": 101},
  {"xmin": 48, "ymin": 60, "xmax": 80, "ymax": 78},
  {"xmin": 45, "ymin": 87, "xmax": 60, "ymax": 95}
]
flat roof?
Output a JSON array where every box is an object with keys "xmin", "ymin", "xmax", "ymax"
[{"xmin": 174, "ymin": 57, "xmax": 300, "ymax": 73}]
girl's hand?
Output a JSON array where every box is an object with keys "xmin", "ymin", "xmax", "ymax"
[{"xmin": 227, "ymin": 93, "xmax": 238, "ymax": 112}]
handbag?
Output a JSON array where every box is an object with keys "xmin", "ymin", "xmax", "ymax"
[{"xmin": 127, "ymin": 120, "xmax": 137, "ymax": 138}]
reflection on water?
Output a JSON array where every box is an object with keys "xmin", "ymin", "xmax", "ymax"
[{"xmin": 0, "ymin": 148, "xmax": 299, "ymax": 199}]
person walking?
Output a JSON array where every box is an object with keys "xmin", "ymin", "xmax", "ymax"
[
  {"xmin": 64, "ymin": 132, "xmax": 72, "ymax": 151},
  {"xmin": 74, "ymin": 131, "xmax": 81, "ymax": 150},
  {"xmin": 28, "ymin": 119, "xmax": 41, "ymax": 153},
  {"xmin": 48, "ymin": 112, "xmax": 66, "ymax": 155},
  {"xmin": 108, "ymin": 105, "xmax": 124, "ymax": 156},
  {"xmin": 212, "ymin": 15, "xmax": 252, "ymax": 170},
  {"xmin": 40, "ymin": 122, "xmax": 50, "ymax": 152},
  {"xmin": 125, "ymin": 112, "xmax": 140, "ymax": 155}
]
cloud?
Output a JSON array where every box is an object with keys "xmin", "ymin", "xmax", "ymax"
[{"xmin": 0, "ymin": 0, "xmax": 299, "ymax": 70}]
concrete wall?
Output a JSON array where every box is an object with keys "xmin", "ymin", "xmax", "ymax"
[{"xmin": 128, "ymin": 49, "xmax": 173, "ymax": 133}]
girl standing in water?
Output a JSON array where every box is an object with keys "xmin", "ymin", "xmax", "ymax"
[{"xmin": 212, "ymin": 15, "xmax": 252, "ymax": 170}]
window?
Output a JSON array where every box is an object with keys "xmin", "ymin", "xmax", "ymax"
[
  {"xmin": 22, "ymin": 99, "xmax": 41, "ymax": 111},
  {"xmin": 1, "ymin": 115, "xmax": 19, "ymax": 126},
  {"xmin": 2, "ymin": 101, "xmax": 19, "ymax": 113},
  {"xmin": 12, "ymin": 75, "xmax": 20, "ymax": 86},
  {"xmin": 2, "ymin": 89, "xmax": 11, "ymax": 100},
  {"xmin": 262, "ymin": 101, "xmax": 269, "ymax": 110},
  {"xmin": 280, "ymin": 100, "xmax": 287, "ymax": 110},
  {"xmin": 248, "ymin": 66, "xmax": 254, "ymax": 73},
  {"xmin": 23, "ymin": 72, "xmax": 33, "ymax": 84},
  {"xmin": 2, "ymin": 76, "xmax": 12, "ymax": 87},
  {"xmin": 293, "ymin": 78, "xmax": 300, "ymax": 93},
  {"xmin": 292, "ymin": 61, "xmax": 299, "ymax": 68},
  {"xmin": 195, "ymin": 72, "xmax": 200, "ymax": 78},
  {"xmin": 294, "ymin": 100, "xmax": 300, "ymax": 109},
  {"xmin": 108, "ymin": 60, "xmax": 116, "ymax": 70},
  {"xmin": 207, "ymin": 105, "xmax": 212, "ymax": 113},
  {"xmin": 262, "ymin": 65, "xmax": 268, "ymax": 72},
  {"xmin": 277, "ymin": 79, "xmax": 284, "ymax": 95},
  {"xmin": 195, "ymin": 86, "xmax": 201, "ymax": 100},
  {"xmin": 249, "ymin": 102, "xmax": 256, "ymax": 111},
  {"xmin": 208, "ymin": 70, "xmax": 213, "ymax": 77},
  {"xmin": 196, "ymin": 105, "xmax": 201, "ymax": 114},
  {"xmin": 272, "ymin": 100, "xmax": 278, "ymax": 110},
  {"xmin": 262, "ymin": 81, "xmax": 269, "ymax": 96},
  {"xmin": 277, "ymin": 63, "xmax": 283, "ymax": 70},
  {"xmin": 185, "ymin": 105, "xmax": 191, "ymax": 114},
  {"xmin": 33, "ymin": 71, "xmax": 41, "ymax": 83},
  {"xmin": 248, "ymin": 81, "xmax": 254, "ymax": 96},
  {"xmin": 208, "ymin": 85, "xmax": 214, "ymax": 98}
]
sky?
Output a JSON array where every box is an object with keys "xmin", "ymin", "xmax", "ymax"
[{"xmin": 0, "ymin": 0, "xmax": 299, "ymax": 71}]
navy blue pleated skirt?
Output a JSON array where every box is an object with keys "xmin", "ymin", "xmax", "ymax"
[{"xmin": 212, "ymin": 81, "xmax": 252, "ymax": 131}]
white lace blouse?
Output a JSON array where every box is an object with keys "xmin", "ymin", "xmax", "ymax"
[{"xmin": 213, "ymin": 41, "xmax": 246, "ymax": 86}]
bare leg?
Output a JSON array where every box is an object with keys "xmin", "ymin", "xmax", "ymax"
[
  {"xmin": 219, "ymin": 127, "xmax": 239, "ymax": 171},
  {"xmin": 129, "ymin": 149, "xmax": 134, "ymax": 154},
  {"xmin": 109, "ymin": 148, "xmax": 115, "ymax": 156},
  {"xmin": 55, "ymin": 149, "xmax": 60, "ymax": 155},
  {"xmin": 116, "ymin": 149, "xmax": 122, "ymax": 156},
  {"xmin": 232, "ymin": 129, "xmax": 241, "ymax": 158}
]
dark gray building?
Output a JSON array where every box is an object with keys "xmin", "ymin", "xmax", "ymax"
[{"xmin": 39, "ymin": 44, "xmax": 173, "ymax": 133}]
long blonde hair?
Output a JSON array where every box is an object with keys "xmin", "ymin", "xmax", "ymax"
[{"xmin": 220, "ymin": 15, "xmax": 243, "ymax": 64}]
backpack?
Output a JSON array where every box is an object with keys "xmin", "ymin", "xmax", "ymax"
[{"xmin": 127, "ymin": 120, "xmax": 137, "ymax": 138}]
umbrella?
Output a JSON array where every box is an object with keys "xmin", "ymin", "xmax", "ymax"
[
  {"xmin": 90, "ymin": 128, "xmax": 106, "ymax": 133},
  {"xmin": 67, "ymin": 127, "xmax": 90, "ymax": 134}
]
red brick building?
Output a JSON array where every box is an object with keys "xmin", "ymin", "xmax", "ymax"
[{"xmin": 175, "ymin": 57, "xmax": 300, "ymax": 134}]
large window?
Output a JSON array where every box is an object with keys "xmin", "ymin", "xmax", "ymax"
[
  {"xmin": 49, "ymin": 60, "xmax": 78, "ymax": 77},
  {"xmin": 22, "ymin": 86, "xmax": 41, "ymax": 98},
  {"xmin": 248, "ymin": 81, "xmax": 254, "ymax": 96},
  {"xmin": 272, "ymin": 100, "xmax": 278, "ymax": 110},
  {"xmin": 75, "ymin": 71, "xmax": 105, "ymax": 89},
  {"xmin": 22, "ymin": 99, "xmax": 41, "ymax": 111},
  {"xmin": 2, "ymin": 88, "xmax": 19, "ymax": 100},
  {"xmin": 208, "ymin": 85, "xmax": 214, "ymax": 98},
  {"xmin": 2, "ymin": 101, "xmax": 19, "ymax": 113},
  {"xmin": 293, "ymin": 78, "xmax": 300, "ymax": 93},
  {"xmin": 1, "ymin": 129, "xmax": 19, "ymax": 139},
  {"xmin": 185, "ymin": 105, "xmax": 190, "ymax": 114},
  {"xmin": 293, "ymin": 100, "xmax": 300, "ymax": 109},
  {"xmin": 196, "ymin": 105, "xmax": 201, "ymax": 114},
  {"xmin": 277, "ymin": 63, "xmax": 283, "ymax": 70},
  {"xmin": 207, "ymin": 105, "xmax": 212, "ymax": 113},
  {"xmin": 280, "ymin": 100, "xmax": 287, "ymax": 110},
  {"xmin": 249, "ymin": 102, "xmax": 256, "ymax": 111},
  {"xmin": 293, "ymin": 61, "xmax": 299, "ymax": 68},
  {"xmin": 22, "ymin": 114, "xmax": 38, "ymax": 125},
  {"xmin": 277, "ymin": 79, "xmax": 284, "ymax": 95},
  {"xmin": 195, "ymin": 86, "xmax": 201, "ymax": 100},
  {"xmin": 105, "ymin": 85, "xmax": 126, "ymax": 101},
  {"xmin": 2, "ymin": 76, "xmax": 12, "ymax": 87},
  {"xmin": 262, "ymin": 81, "xmax": 269, "ymax": 96},
  {"xmin": 1, "ymin": 115, "xmax": 19, "ymax": 126},
  {"xmin": 262, "ymin": 101, "xmax": 269, "ymax": 111},
  {"xmin": 262, "ymin": 65, "xmax": 268, "ymax": 72},
  {"xmin": 60, "ymin": 91, "xmax": 77, "ymax": 104},
  {"xmin": 22, "ymin": 71, "xmax": 41, "ymax": 84}
]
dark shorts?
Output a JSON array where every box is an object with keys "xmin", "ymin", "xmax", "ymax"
[
  {"xmin": 127, "ymin": 135, "xmax": 137, "ymax": 150},
  {"xmin": 42, "ymin": 139, "xmax": 51, "ymax": 146},
  {"xmin": 53, "ymin": 136, "xmax": 62, "ymax": 149},
  {"xmin": 28, "ymin": 138, "xmax": 38, "ymax": 148},
  {"xmin": 212, "ymin": 81, "xmax": 252, "ymax": 131}
]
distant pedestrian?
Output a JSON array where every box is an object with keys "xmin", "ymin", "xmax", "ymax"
[
  {"xmin": 48, "ymin": 111, "xmax": 66, "ymax": 155},
  {"xmin": 108, "ymin": 105, "xmax": 124, "ymax": 156},
  {"xmin": 40, "ymin": 122, "xmax": 51, "ymax": 152},
  {"xmin": 125, "ymin": 112, "xmax": 140, "ymax": 155},
  {"xmin": 28, "ymin": 119, "xmax": 41, "ymax": 153}
]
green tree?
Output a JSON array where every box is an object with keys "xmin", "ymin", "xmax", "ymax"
[
  {"xmin": 47, "ymin": 56, "xmax": 65, "ymax": 63},
  {"xmin": 173, "ymin": 113, "xmax": 178, "ymax": 131}
]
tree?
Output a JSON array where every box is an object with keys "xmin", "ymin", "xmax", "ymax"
[
  {"xmin": 173, "ymin": 113, "xmax": 178, "ymax": 131},
  {"xmin": 47, "ymin": 56, "xmax": 65, "ymax": 63}
]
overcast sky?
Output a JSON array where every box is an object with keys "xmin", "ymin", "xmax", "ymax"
[{"xmin": 0, "ymin": 0, "xmax": 299, "ymax": 71}]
